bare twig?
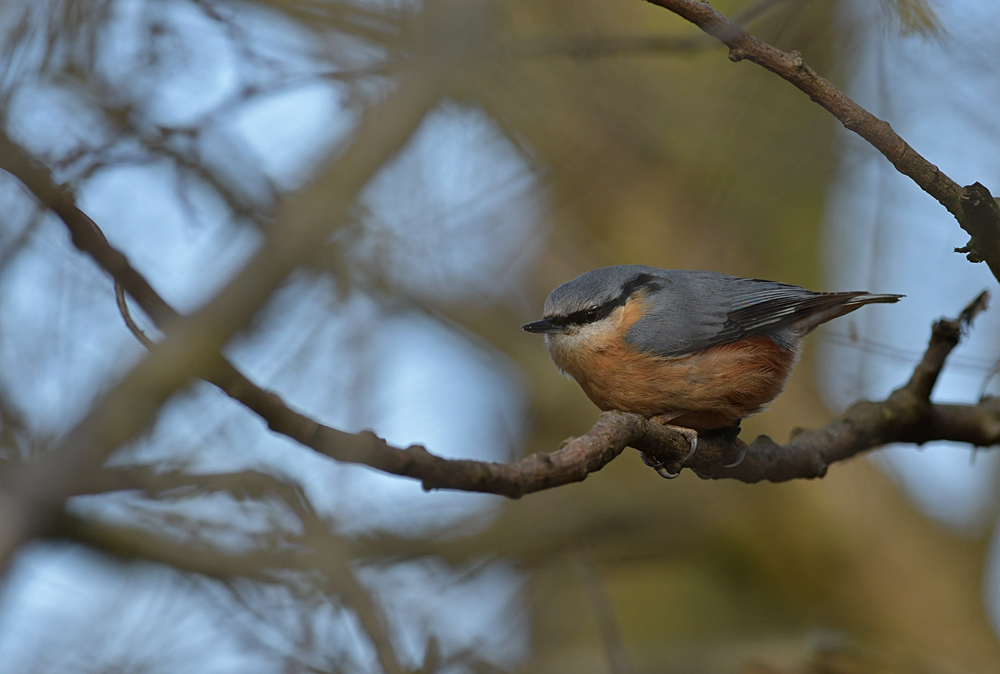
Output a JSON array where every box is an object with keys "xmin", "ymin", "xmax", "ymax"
[{"xmin": 642, "ymin": 0, "xmax": 1000, "ymax": 283}]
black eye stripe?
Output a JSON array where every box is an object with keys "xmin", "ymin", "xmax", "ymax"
[{"xmin": 553, "ymin": 274, "xmax": 664, "ymax": 327}]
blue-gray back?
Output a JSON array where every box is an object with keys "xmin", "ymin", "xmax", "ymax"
[{"xmin": 625, "ymin": 269, "xmax": 815, "ymax": 355}]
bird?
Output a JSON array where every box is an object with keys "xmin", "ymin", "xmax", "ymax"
[{"xmin": 522, "ymin": 265, "xmax": 902, "ymax": 477}]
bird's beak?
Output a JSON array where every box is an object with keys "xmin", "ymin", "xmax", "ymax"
[{"xmin": 522, "ymin": 318, "xmax": 565, "ymax": 334}]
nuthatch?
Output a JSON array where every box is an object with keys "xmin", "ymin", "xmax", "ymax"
[{"xmin": 522, "ymin": 265, "xmax": 901, "ymax": 476}]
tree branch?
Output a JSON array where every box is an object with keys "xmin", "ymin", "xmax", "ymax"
[{"xmin": 642, "ymin": 0, "xmax": 1000, "ymax": 283}]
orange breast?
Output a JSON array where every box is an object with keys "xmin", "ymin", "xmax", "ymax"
[{"xmin": 547, "ymin": 295, "xmax": 799, "ymax": 431}]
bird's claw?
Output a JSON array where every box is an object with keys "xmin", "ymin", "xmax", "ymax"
[
  {"xmin": 655, "ymin": 465, "xmax": 681, "ymax": 479},
  {"xmin": 639, "ymin": 452, "xmax": 681, "ymax": 479},
  {"xmin": 683, "ymin": 435, "xmax": 699, "ymax": 462},
  {"xmin": 722, "ymin": 448, "xmax": 746, "ymax": 468}
]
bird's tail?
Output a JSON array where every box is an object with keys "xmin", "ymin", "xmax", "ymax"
[{"xmin": 794, "ymin": 292, "xmax": 903, "ymax": 335}]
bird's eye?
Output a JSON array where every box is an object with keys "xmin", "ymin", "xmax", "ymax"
[{"xmin": 584, "ymin": 308, "xmax": 599, "ymax": 322}]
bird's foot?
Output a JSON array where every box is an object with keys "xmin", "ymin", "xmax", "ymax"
[
  {"xmin": 641, "ymin": 417, "xmax": 699, "ymax": 479},
  {"xmin": 649, "ymin": 416, "xmax": 699, "ymax": 461}
]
